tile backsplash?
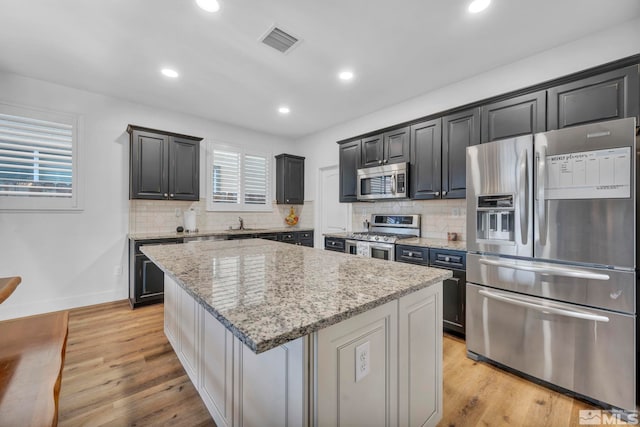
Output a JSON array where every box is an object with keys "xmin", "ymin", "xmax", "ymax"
[
  {"xmin": 351, "ymin": 199, "xmax": 466, "ymax": 241},
  {"xmin": 129, "ymin": 199, "xmax": 314, "ymax": 234}
]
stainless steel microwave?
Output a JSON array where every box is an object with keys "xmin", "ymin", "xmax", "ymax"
[{"xmin": 357, "ymin": 162, "xmax": 408, "ymax": 200}]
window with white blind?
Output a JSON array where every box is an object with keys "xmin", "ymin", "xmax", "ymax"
[
  {"xmin": 207, "ymin": 144, "xmax": 271, "ymax": 211},
  {"xmin": 0, "ymin": 103, "xmax": 82, "ymax": 211}
]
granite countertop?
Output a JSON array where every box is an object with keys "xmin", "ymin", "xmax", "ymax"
[
  {"xmin": 142, "ymin": 239, "xmax": 452, "ymax": 354},
  {"xmin": 323, "ymin": 232, "xmax": 467, "ymax": 251},
  {"xmin": 129, "ymin": 227, "xmax": 314, "ymax": 241}
]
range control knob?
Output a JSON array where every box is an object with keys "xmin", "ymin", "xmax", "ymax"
[
  {"xmin": 374, "ymin": 236, "xmax": 379, "ymax": 241},
  {"xmin": 383, "ymin": 236, "xmax": 389, "ymax": 242}
]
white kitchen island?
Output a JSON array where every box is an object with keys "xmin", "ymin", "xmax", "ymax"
[{"xmin": 142, "ymin": 239, "xmax": 451, "ymax": 427}]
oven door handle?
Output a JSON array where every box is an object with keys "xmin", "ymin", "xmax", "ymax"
[
  {"xmin": 478, "ymin": 258, "xmax": 610, "ymax": 281},
  {"xmin": 478, "ymin": 289, "xmax": 610, "ymax": 322}
]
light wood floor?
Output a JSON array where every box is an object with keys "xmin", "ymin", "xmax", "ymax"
[{"xmin": 59, "ymin": 300, "xmax": 602, "ymax": 426}]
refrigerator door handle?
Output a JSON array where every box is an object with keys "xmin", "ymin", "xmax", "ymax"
[
  {"xmin": 478, "ymin": 258, "xmax": 611, "ymax": 280},
  {"xmin": 536, "ymin": 146, "xmax": 547, "ymax": 245},
  {"xmin": 518, "ymin": 149, "xmax": 528, "ymax": 245},
  {"xmin": 478, "ymin": 289, "xmax": 610, "ymax": 322}
]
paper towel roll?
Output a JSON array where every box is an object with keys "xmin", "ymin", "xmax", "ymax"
[{"xmin": 184, "ymin": 210, "xmax": 197, "ymax": 232}]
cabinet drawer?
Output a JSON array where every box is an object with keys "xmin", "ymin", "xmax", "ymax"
[
  {"xmin": 395, "ymin": 245, "xmax": 429, "ymax": 266},
  {"xmin": 430, "ymin": 249, "xmax": 466, "ymax": 270},
  {"xmin": 298, "ymin": 231, "xmax": 314, "ymax": 240},
  {"xmin": 278, "ymin": 232, "xmax": 296, "ymax": 243},
  {"xmin": 324, "ymin": 237, "xmax": 345, "ymax": 252}
]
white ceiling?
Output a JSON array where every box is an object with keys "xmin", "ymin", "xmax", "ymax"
[{"xmin": 0, "ymin": 0, "xmax": 639, "ymax": 139}]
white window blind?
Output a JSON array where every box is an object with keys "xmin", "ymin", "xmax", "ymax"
[
  {"xmin": 207, "ymin": 144, "xmax": 271, "ymax": 211},
  {"xmin": 212, "ymin": 149, "xmax": 240, "ymax": 204},
  {"xmin": 0, "ymin": 103, "xmax": 81, "ymax": 211}
]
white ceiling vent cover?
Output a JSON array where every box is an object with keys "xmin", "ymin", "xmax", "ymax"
[{"xmin": 260, "ymin": 25, "xmax": 300, "ymax": 54}]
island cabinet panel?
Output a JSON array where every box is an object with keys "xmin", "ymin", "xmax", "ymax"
[
  {"xmin": 177, "ymin": 284, "xmax": 200, "ymax": 388},
  {"xmin": 234, "ymin": 337, "xmax": 306, "ymax": 427},
  {"xmin": 398, "ymin": 284, "xmax": 442, "ymax": 427},
  {"xmin": 163, "ymin": 276, "xmax": 178, "ymax": 346},
  {"xmin": 200, "ymin": 307, "xmax": 235, "ymax": 427},
  {"xmin": 314, "ymin": 300, "xmax": 399, "ymax": 427}
]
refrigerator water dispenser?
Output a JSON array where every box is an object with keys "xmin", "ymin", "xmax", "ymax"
[{"xmin": 476, "ymin": 195, "xmax": 514, "ymax": 243}]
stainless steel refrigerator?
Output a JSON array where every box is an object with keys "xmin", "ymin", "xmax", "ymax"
[{"xmin": 466, "ymin": 117, "xmax": 637, "ymax": 411}]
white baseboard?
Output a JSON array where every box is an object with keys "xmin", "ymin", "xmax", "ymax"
[{"xmin": 0, "ymin": 290, "xmax": 125, "ymax": 321}]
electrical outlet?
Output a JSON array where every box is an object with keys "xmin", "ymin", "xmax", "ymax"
[
  {"xmin": 355, "ymin": 341, "xmax": 370, "ymax": 382},
  {"xmin": 451, "ymin": 207, "xmax": 460, "ymax": 217},
  {"xmin": 113, "ymin": 265, "xmax": 122, "ymax": 276}
]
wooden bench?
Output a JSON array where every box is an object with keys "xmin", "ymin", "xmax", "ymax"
[{"xmin": 0, "ymin": 276, "xmax": 69, "ymax": 427}]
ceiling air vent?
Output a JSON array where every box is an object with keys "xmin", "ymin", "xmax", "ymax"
[{"xmin": 260, "ymin": 25, "xmax": 300, "ymax": 54}]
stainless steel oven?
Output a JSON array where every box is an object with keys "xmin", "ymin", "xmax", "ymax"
[
  {"xmin": 343, "ymin": 214, "xmax": 420, "ymax": 261},
  {"xmin": 369, "ymin": 242, "xmax": 395, "ymax": 261},
  {"xmin": 357, "ymin": 163, "xmax": 408, "ymax": 200}
]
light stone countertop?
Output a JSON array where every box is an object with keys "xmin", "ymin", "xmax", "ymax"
[
  {"xmin": 141, "ymin": 239, "xmax": 452, "ymax": 354},
  {"xmin": 129, "ymin": 227, "xmax": 314, "ymax": 241}
]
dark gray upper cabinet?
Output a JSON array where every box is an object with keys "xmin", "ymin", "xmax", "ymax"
[
  {"xmin": 360, "ymin": 134, "xmax": 384, "ymax": 168},
  {"xmin": 339, "ymin": 140, "xmax": 361, "ymax": 202},
  {"xmin": 360, "ymin": 127, "xmax": 410, "ymax": 168},
  {"xmin": 410, "ymin": 119, "xmax": 442, "ymax": 200},
  {"xmin": 481, "ymin": 91, "xmax": 546, "ymax": 142},
  {"xmin": 128, "ymin": 125, "xmax": 201, "ymax": 201},
  {"xmin": 547, "ymin": 65, "xmax": 639, "ymax": 130},
  {"xmin": 383, "ymin": 126, "xmax": 411, "ymax": 164},
  {"xmin": 441, "ymin": 108, "xmax": 480, "ymax": 199},
  {"xmin": 275, "ymin": 154, "xmax": 305, "ymax": 204},
  {"xmin": 169, "ymin": 136, "xmax": 200, "ymax": 201}
]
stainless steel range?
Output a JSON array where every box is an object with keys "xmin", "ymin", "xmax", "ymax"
[{"xmin": 345, "ymin": 214, "xmax": 420, "ymax": 261}]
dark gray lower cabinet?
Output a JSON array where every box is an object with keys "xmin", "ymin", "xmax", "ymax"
[
  {"xmin": 277, "ymin": 230, "xmax": 314, "ymax": 247},
  {"xmin": 395, "ymin": 244, "xmax": 466, "ymax": 336},
  {"xmin": 129, "ymin": 238, "xmax": 183, "ymax": 308},
  {"xmin": 324, "ymin": 236, "xmax": 345, "ymax": 252}
]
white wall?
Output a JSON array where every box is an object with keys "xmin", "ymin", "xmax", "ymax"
[
  {"xmin": 0, "ymin": 72, "xmax": 297, "ymax": 320},
  {"xmin": 298, "ymin": 18, "xmax": 640, "ymax": 203}
]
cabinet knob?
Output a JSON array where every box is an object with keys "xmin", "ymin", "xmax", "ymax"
[
  {"xmin": 442, "ymin": 191, "xmax": 447, "ymax": 196},
  {"xmin": 378, "ymin": 160, "xmax": 383, "ymax": 165},
  {"xmin": 163, "ymin": 193, "xmax": 168, "ymax": 198},
  {"xmin": 286, "ymin": 199, "xmax": 289, "ymax": 202},
  {"xmin": 383, "ymin": 159, "xmax": 388, "ymax": 164},
  {"xmin": 170, "ymin": 193, "xmax": 174, "ymax": 198},
  {"xmin": 435, "ymin": 191, "xmax": 440, "ymax": 197}
]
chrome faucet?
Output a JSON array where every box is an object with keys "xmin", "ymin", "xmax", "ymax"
[{"xmin": 238, "ymin": 216, "xmax": 244, "ymax": 230}]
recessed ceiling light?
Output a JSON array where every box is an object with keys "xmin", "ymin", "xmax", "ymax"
[
  {"xmin": 468, "ymin": 0, "xmax": 490, "ymax": 13},
  {"xmin": 196, "ymin": 0, "xmax": 220, "ymax": 12},
  {"xmin": 278, "ymin": 106, "xmax": 290, "ymax": 114},
  {"xmin": 338, "ymin": 70, "xmax": 354, "ymax": 81},
  {"xmin": 161, "ymin": 68, "xmax": 179, "ymax": 78}
]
